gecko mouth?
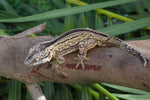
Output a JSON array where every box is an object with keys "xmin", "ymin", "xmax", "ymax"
[
  {"xmin": 24, "ymin": 57, "xmax": 50, "ymax": 66},
  {"xmin": 24, "ymin": 61, "xmax": 42, "ymax": 66}
]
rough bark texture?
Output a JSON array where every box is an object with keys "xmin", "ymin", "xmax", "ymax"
[{"xmin": 0, "ymin": 35, "xmax": 150, "ymax": 92}]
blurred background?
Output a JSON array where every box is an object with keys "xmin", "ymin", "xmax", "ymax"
[{"xmin": 0, "ymin": 0, "xmax": 150, "ymax": 100}]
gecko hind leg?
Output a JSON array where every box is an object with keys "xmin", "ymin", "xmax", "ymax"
[{"xmin": 74, "ymin": 39, "xmax": 98, "ymax": 69}]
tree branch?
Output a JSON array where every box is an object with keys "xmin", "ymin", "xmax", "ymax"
[
  {"xmin": 15, "ymin": 23, "xmax": 46, "ymax": 37},
  {"xmin": 26, "ymin": 84, "xmax": 46, "ymax": 100},
  {"xmin": 0, "ymin": 35, "xmax": 150, "ymax": 92}
]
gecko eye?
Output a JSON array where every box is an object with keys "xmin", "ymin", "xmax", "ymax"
[{"xmin": 34, "ymin": 57, "xmax": 41, "ymax": 62}]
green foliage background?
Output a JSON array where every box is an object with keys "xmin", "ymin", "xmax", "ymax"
[{"xmin": 0, "ymin": 0, "xmax": 150, "ymax": 100}]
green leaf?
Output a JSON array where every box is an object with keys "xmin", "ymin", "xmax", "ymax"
[
  {"xmin": 8, "ymin": 80, "xmax": 21, "ymax": 100},
  {"xmin": 0, "ymin": 0, "xmax": 139, "ymax": 22},
  {"xmin": 107, "ymin": 16, "xmax": 113, "ymax": 26},
  {"xmin": 63, "ymin": 4, "xmax": 75, "ymax": 31},
  {"xmin": 70, "ymin": 84, "xmax": 100, "ymax": 100},
  {"xmin": 79, "ymin": 13, "xmax": 88, "ymax": 28},
  {"xmin": 102, "ymin": 83, "xmax": 150, "ymax": 95},
  {"xmin": 53, "ymin": 0, "xmax": 65, "ymax": 8},
  {"xmin": 119, "ymin": 3, "xmax": 136, "ymax": 13},
  {"xmin": 127, "ymin": 35, "xmax": 150, "ymax": 40},
  {"xmin": 29, "ymin": 33, "xmax": 36, "ymax": 37},
  {"xmin": 0, "ymin": 29, "xmax": 8, "ymax": 35},
  {"xmin": 98, "ymin": 17, "xmax": 150, "ymax": 36},
  {"xmin": 55, "ymin": 84, "xmax": 62, "ymax": 100},
  {"xmin": 47, "ymin": 19, "xmax": 64, "ymax": 35},
  {"xmin": 0, "ymin": 82, "xmax": 9, "ymax": 96},
  {"xmin": 128, "ymin": 13, "xmax": 150, "ymax": 20},
  {"xmin": 64, "ymin": 15, "xmax": 75, "ymax": 31},
  {"xmin": 26, "ymin": 90, "xmax": 32, "ymax": 100},
  {"xmin": 0, "ymin": 11, "xmax": 19, "ymax": 19},
  {"xmin": 134, "ymin": 1, "xmax": 145, "ymax": 14},
  {"xmin": 0, "ymin": 0, "xmax": 17, "ymax": 15},
  {"xmin": 43, "ymin": 82, "xmax": 55, "ymax": 100},
  {"xmin": 143, "ymin": 0, "xmax": 150, "ymax": 13},
  {"xmin": 0, "ymin": 23, "xmax": 6, "ymax": 29},
  {"xmin": 92, "ymin": 84, "xmax": 119, "ymax": 100},
  {"xmin": 114, "ymin": 94, "xmax": 150, "ymax": 100},
  {"xmin": 61, "ymin": 84, "xmax": 73, "ymax": 100},
  {"xmin": 82, "ymin": 85, "xmax": 92, "ymax": 100},
  {"xmin": 95, "ymin": 14, "xmax": 104, "ymax": 29},
  {"xmin": 22, "ymin": 4, "xmax": 40, "ymax": 14}
]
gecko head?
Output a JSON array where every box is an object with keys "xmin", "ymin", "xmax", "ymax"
[{"xmin": 24, "ymin": 44, "xmax": 53, "ymax": 66}]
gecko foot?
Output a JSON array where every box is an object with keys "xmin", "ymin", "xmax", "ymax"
[
  {"xmin": 74, "ymin": 55, "xmax": 90, "ymax": 69},
  {"xmin": 56, "ymin": 56, "xmax": 65, "ymax": 64},
  {"xmin": 50, "ymin": 61, "xmax": 62, "ymax": 75}
]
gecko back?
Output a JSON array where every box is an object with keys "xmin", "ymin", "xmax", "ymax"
[{"xmin": 87, "ymin": 28, "xmax": 147, "ymax": 67}]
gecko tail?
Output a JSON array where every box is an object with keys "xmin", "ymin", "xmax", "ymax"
[{"xmin": 120, "ymin": 42, "xmax": 147, "ymax": 67}]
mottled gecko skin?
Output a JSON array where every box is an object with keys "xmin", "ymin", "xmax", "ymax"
[{"xmin": 24, "ymin": 28, "xmax": 147, "ymax": 68}]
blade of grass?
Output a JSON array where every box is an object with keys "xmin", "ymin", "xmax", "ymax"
[
  {"xmin": 69, "ymin": 0, "xmax": 150, "ymax": 30},
  {"xmin": 55, "ymin": 84, "xmax": 62, "ymax": 100},
  {"xmin": 0, "ymin": 11, "xmax": 19, "ymax": 19},
  {"xmin": 128, "ymin": 13, "xmax": 150, "ymax": 19},
  {"xmin": 126, "ymin": 35, "xmax": 150, "ymax": 40},
  {"xmin": 70, "ymin": 84, "xmax": 100, "ymax": 100},
  {"xmin": 68, "ymin": 0, "xmax": 134, "ymax": 22},
  {"xmin": 82, "ymin": 85, "xmax": 92, "ymax": 100},
  {"xmin": 26, "ymin": 90, "xmax": 32, "ymax": 100},
  {"xmin": 22, "ymin": 4, "xmax": 39, "ymax": 14},
  {"xmin": 8, "ymin": 80, "xmax": 21, "ymax": 100},
  {"xmin": 0, "ymin": 82, "xmax": 9, "ymax": 96},
  {"xmin": 140, "ymin": 29, "xmax": 147, "ymax": 36},
  {"xmin": 63, "ymin": 4, "xmax": 75, "ymax": 31},
  {"xmin": 102, "ymin": 83, "xmax": 150, "ymax": 95},
  {"xmin": 0, "ymin": 29, "xmax": 8, "ymax": 35},
  {"xmin": 0, "ymin": 23, "xmax": 6, "ymax": 29},
  {"xmin": 43, "ymin": 82, "xmax": 55, "ymax": 100},
  {"xmin": 143, "ymin": 0, "xmax": 150, "ymax": 13},
  {"xmin": 0, "ymin": 0, "xmax": 17, "ymax": 15},
  {"xmin": 107, "ymin": 16, "xmax": 113, "ymax": 26},
  {"xmin": 95, "ymin": 14, "xmax": 104, "ymax": 29},
  {"xmin": 98, "ymin": 17, "xmax": 150, "ymax": 36},
  {"xmin": 113, "ymin": 94, "xmax": 150, "ymax": 100},
  {"xmin": 92, "ymin": 84, "xmax": 119, "ymax": 100},
  {"xmin": 79, "ymin": 13, "xmax": 88, "ymax": 28},
  {"xmin": 61, "ymin": 84, "xmax": 73, "ymax": 100},
  {"xmin": 53, "ymin": 0, "xmax": 65, "ymax": 8},
  {"xmin": 119, "ymin": 3, "xmax": 136, "ymax": 13},
  {"xmin": 0, "ymin": 0, "xmax": 139, "ymax": 22},
  {"xmin": 134, "ymin": 1, "xmax": 145, "ymax": 14}
]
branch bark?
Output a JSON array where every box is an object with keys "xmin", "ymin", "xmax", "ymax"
[
  {"xmin": 15, "ymin": 23, "xmax": 46, "ymax": 37},
  {"xmin": 0, "ymin": 36, "xmax": 150, "ymax": 91},
  {"xmin": 0, "ymin": 31, "xmax": 150, "ymax": 92},
  {"xmin": 26, "ymin": 84, "xmax": 46, "ymax": 100}
]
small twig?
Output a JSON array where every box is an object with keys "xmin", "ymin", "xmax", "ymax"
[
  {"xmin": 15, "ymin": 23, "xmax": 46, "ymax": 37},
  {"xmin": 26, "ymin": 84, "xmax": 46, "ymax": 100}
]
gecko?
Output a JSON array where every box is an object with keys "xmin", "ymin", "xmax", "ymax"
[{"xmin": 24, "ymin": 28, "xmax": 147, "ymax": 69}]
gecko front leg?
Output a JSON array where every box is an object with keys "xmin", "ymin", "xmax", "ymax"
[
  {"xmin": 75, "ymin": 39, "xmax": 98, "ymax": 69},
  {"xmin": 50, "ymin": 55, "xmax": 65, "ymax": 75},
  {"xmin": 56, "ymin": 55, "xmax": 65, "ymax": 64}
]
